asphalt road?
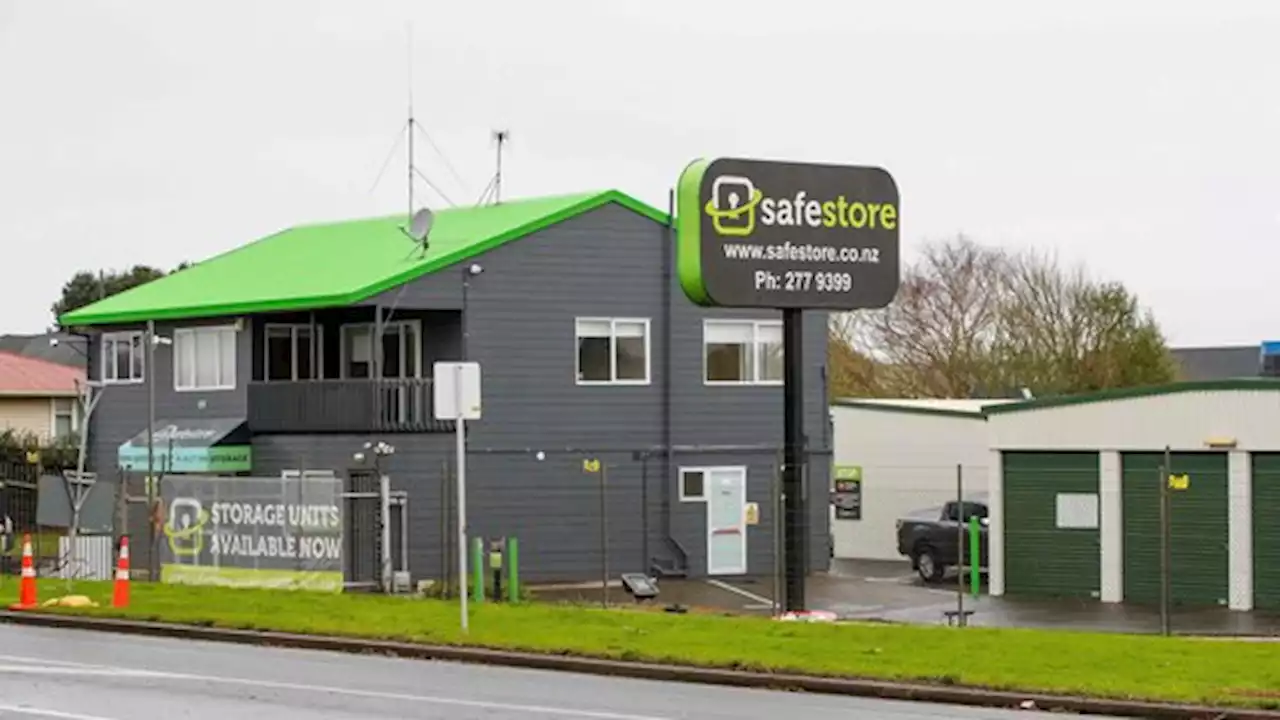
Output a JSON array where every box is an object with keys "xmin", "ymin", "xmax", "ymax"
[{"xmin": 0, "ymin": 624, "xmax": 1120, "ymax": 719}]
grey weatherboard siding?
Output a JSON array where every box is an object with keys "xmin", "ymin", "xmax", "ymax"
[{"xmin": 84, "ymin": 202, "xmax": 833, "ymax": 584}]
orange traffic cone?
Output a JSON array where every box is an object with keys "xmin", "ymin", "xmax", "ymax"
[
  {"xmin": 8, "ymin": 534, "xmax": 37, "ymax": 610},
  {"xmin": 112, "ymin": 537, "xmax": 130, "ymax": 608}
]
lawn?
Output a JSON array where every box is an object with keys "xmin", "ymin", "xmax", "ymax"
[{"xmin": 2, "ymin": 578, "xmax": 1278, "ymax": 709}]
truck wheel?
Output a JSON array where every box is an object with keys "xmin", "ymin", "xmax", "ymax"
[{"xmin": 915, "ymin": 547, "xmax": 945, "ymax": 583}]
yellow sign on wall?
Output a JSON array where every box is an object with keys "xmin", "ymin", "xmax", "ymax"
[
  {"xmin": 1169, "ymin": 474, "xmax": 1190, "ymax": 491},
  {"xmin": 582, "ymin": 458, "xmax": 601, "ymax": 473},
  {"xmin": 744, "ymin": 502, "xmax": 760, "ymax": 526}
]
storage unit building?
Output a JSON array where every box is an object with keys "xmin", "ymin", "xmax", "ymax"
[
  {"xmin": 830, "ymin": 399, "xmax": 1010, "ymax": 562},
  {"xmin": 986, "ymin": 379, "xmax": 1280, "ymax": 610}
]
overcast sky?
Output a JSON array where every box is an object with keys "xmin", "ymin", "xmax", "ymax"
[{"xmin": 2, "ymin": 0, "xmax": 1278, "ymax": 345}]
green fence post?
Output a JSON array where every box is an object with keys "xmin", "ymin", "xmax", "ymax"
[
  {"xmin": 506, "ymin": 536, "xmax": 520, "ymax": 603},
  {"xmin": 968, "ymin": 516, "xmax": 980, "ymax": 599},
  {"xmin": 471, "ymin": 536, "xmax": 485, "ymax": 605}
]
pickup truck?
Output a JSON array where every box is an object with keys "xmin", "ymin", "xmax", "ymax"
[{"xmin": 896, "ymin": 495, "xmax": 989, "ymax": 583}]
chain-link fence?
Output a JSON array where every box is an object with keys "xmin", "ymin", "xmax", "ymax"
[
  {"xmin": 820, "ymin": 457, "xmax": 1280, "ymax": 637},
  {"xmin": 416, "ymin": 444, "xmax": 832, "ymax": 612}
]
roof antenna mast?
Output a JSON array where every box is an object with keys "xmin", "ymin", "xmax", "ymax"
[
  {"xmin": 492, "ymin": 129, "xmax": 509, "ymax": 204},
  {"xmin": 398, "ymin": 21, "xmax": 434, "ymax": 255},
  {"xmin": 406, "ymin": 21, "xmax": 416, "ymax": 222}
]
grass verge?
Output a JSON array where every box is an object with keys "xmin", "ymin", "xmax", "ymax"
[{"xmin": 2, "ymin": 578, "xmax": 1278, "ymax": 709}]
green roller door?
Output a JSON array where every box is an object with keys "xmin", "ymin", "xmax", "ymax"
[
  {"xmin": 1253, "ymin": 453, "xmax": 1280, "ymax": 610},
  {"xmin": 1003, "ymin": 451, "xmax": 1101, "ymax": 598},
  {"xmin": 1121, "ymin": 452, "xmax": 1228, "ymax": 607}
]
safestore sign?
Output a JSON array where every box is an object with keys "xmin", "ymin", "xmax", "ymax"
[{"xmin": 676, "ymin": 157, "xmax": 900, "ymax": 309}]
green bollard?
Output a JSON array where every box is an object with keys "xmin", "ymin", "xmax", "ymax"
[
  {"xmin": 968, "ymin": 516, "xmax": 981, "ymax": 599},
  {"xmin": 471, "ymin": 536, "xmax": 485, "ymax": 605},
  {"xmin": 506, "ymin": 536, "xmax": 520, "ymax": 603}
]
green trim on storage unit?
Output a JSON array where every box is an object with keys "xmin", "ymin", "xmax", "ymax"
[
  {"xmin": 830, "ymin": 399, "xmax": 989, "ymax": 420},
  {"xmin": 984, "ymin": 379, "xmax": 1280, "ymax": 416},
  {"xmin": 59, "ymin": 190, "xmax": 669, "ymax": 326},
  {"xmin": 1121, "ymin": 452, "xmax": 1229, "ymax": 607},
  {"xmin": 1252, "ymin": 453, "xmax": 1280, "ymax": 611},
  {"xmin": 1002, "ymin": 451, "xmax": 1101, "ymax": 599}
]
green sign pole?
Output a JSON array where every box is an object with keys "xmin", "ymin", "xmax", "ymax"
[{"xmin": 968, "ymin": 516, "xmax": 980, "ymax": 599}]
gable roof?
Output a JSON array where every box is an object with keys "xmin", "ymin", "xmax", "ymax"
[
  {"xmin": 0, "ymin": 351, "xmax": 85, "ymax": 396},
  {"xmin": 59, "ymin": 190, "xmax": 668, "ymax": 327},
  {"xmin": 0, "ymin": 333, "xmax": 87, "ymax": 369}
]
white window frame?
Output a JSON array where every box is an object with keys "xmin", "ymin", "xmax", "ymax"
[
  {"xmin": 574, "ymin": 317, "xmax": 652, "ymax": 386},
  {"xmin": 173, "ymin": 325, "xmax": 238, "ymax": 392},
  {"xmin": 338, "ymin": 320, "xmax": 423, "ymax": 380},
  {"xmin": 702, "ymin": 319, "xmax": 784, "ymax": 386},
  {"xmin": 100, "ymin": 331, "xmax": 144, "ymax": 385},
  {"xmin": 678, "ymin": 467, "xmax": 710, "ymax": 502},
  {"xmin": 263, "ymin": 323, "xmax": 325, "ymax": 382},
  {"xmin": 50, "ymin": 397, "xmax": 78, "ymax": 440}
]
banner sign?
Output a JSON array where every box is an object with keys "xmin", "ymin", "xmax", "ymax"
[
  {"xmin": 118, "ymin": 418, "xmax": 252, "ymax": 473},
  {"xmin": 159, "ymin": 474, "xmax": 344, "ymax": 592}
]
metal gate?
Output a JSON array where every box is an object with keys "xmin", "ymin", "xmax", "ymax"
[
  {"xmin": 1, "ymin": 459, "xmax": 46, "ymax": 576},
  {"xmin": 343, "ymin": 468, "xmax": 409, "ymax": 592}
]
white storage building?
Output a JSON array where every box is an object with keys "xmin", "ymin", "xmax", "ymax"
[{"xmin": 829, "ymin": 398, "xmax": 1012, "ymax": 562}]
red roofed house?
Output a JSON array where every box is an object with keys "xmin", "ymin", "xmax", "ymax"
[{"xmin": 0, "ymin": 351, "xmax": 84, "ymax": 443}]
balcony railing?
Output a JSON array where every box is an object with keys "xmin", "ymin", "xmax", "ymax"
[{"xmin": 248, "ymin": 378, "xmax": 454, "ymax": 434}]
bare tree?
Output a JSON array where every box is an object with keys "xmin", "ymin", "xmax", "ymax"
[{"xmin": 834, "ymin": 236, "xmax": 1176, "ymax": 399}]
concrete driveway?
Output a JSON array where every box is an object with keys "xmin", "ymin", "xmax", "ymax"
[{"xmin": 531, "ymin": 559, "xmax": 1280, "ymax": 637}]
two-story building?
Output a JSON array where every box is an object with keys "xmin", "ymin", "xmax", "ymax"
[{"xmin": 59, "ymin": 190, "xmax": 832, "ymax": 584}]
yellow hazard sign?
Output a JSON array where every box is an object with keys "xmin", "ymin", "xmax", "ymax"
[
  {"xmin": 1168, "ymin": 473, "xmax": 1190, "ymax": 491},
  {"xmin": 744, "ymin": 502, "xmax": 760, "ymax": 526},
  {"xmin": 582, "ymin": 458, "xmax": 601, "ymax": 473}
]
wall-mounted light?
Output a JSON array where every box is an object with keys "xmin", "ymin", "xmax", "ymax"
[
  {"xmin": 467, "ymin": 263, "xmax": 484, "ymax": 276},
  {"xmin": 1205, "ymin": 437, "xmax": 1238, "ymax": 449}
]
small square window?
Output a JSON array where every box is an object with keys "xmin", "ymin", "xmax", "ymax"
[{"xmin": 680, "ymin": 470, "xmax": 706, "ymax": 501}]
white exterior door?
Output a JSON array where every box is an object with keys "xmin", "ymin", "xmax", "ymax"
[{"xmin": 706, "ymin": 467, "xmax": 748, "ymax": 575}]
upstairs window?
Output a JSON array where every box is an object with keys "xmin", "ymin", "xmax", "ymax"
[
  {"xmin": 265, "ymin": 324, "xmax": 322, "ymax": 381},
  {"xmin": 174, "ymin": 326, "xmax": 237, "ymax": 391},
  {"xmin": 703, "ymin": 319, "xmax": 783, "ymax": 385},
  {"xmin": 575, "ymin": 318, "xmax": 651, "ymax": 385},
  {"xmin": 101, "ymin": 332, "xmax": 144, "ymax": 384}
]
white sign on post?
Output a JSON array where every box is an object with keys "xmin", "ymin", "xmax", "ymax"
[
  {"xmin": 433, "ymin": 361, "xmax": 481, "ymax": 633},
  {"xmin": 434, "ymin": 362, "xmax": 482, "ymax": 420}
]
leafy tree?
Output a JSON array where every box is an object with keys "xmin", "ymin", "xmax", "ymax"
[
  {"xmin": 52, "ymin": 262, "xmax": 191, "ymax": 326},
  {"xmin": 832, "ymin": 236, "xmax": 1176, "ymax": 399}
]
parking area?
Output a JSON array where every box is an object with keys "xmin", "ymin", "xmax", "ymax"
[{"xmin": 529, "ymin": 559, "xmax": 1280, "ymax": 637}]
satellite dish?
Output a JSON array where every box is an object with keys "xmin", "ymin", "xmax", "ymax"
[{"xmin": 407, "ymin": 208, "xmax": 434, "ymax": 242}]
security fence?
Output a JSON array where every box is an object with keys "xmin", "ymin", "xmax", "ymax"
[
  {"xmin": 114, "ymin": 468, "xmax": 409, "ymax": 593},
  {"xmin": 417, "ymin": 443, "xmax": 834, "ymax": 612}
]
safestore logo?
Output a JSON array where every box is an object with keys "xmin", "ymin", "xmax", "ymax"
[
  {"xmin": 704, "ymin": 175, "xmax": 762, "ymax": 237},
  {"xmin": 704, "ymin": 174, "xmax": 899, "ymax": 238}
]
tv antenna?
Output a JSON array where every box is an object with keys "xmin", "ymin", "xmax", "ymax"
[
  {"xmin": 372, "ymin": 21, "xmax": 465, "ymax": 253},
  {"xmin": 477, "ymin": 129, "xmax": 511, "ymax": 205}
]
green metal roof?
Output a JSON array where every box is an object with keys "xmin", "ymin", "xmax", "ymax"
[
  {"xmin": 59, "ymin": 190, "xmax": 668, "ymax": 327},
  {"xmin": 982, "ymin": 378, "xmax": 1280, "ymax": 415}
]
